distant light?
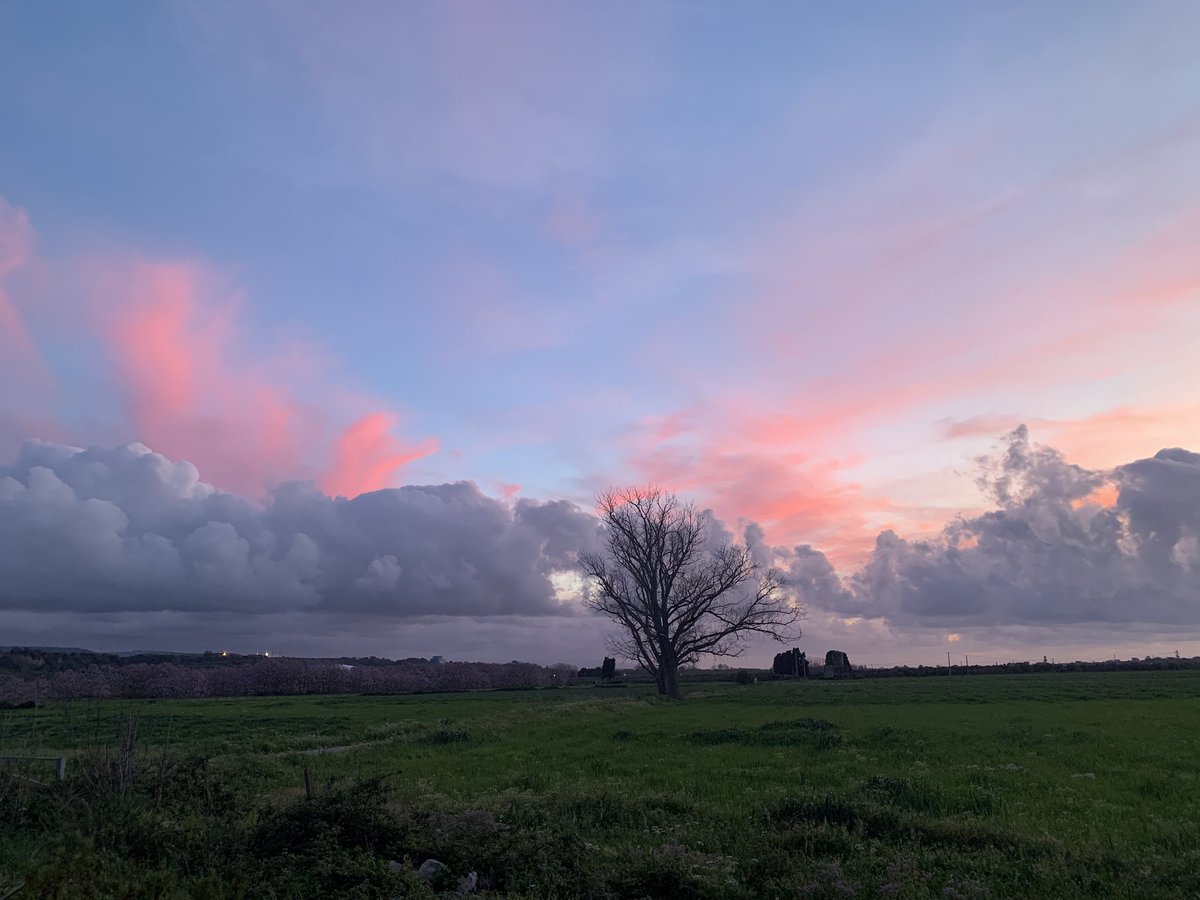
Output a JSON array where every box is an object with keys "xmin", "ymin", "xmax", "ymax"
[
  {"xmin": 264, "ymin": 651, "xmax": 270, "ymax": 657},
  {"xmin": 221, "ymin": 651, "xmax": 228, "ymax": 657}
]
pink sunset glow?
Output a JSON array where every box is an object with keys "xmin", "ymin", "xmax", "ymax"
[
  {"xmin": 1, "ymin": 215, "xmax": 436, "ymax": 499},
  {"xmin": 321, "ymin": 412, "xmax": 437, "ymax": 499},
  {"xmin": 101, "ymin": 260, "xmax": 435, "ymax": 497},
  {"xmin": 2, "ymin": 2, "xmax": 1199, "ymax": 664}
]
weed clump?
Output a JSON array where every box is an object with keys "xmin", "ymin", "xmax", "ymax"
[
  {"xmin": 690, "ymin": 718, "xmax": 843, "ymax": 749},
  {"xmin": 609, "ymin": 841, "xmax": 750, "ymax": 900},
  {"xmin": 689, "ymin": 727, "xmax": 750, "ymax": 745},
  {"xmin": 418, "ymin": 727, "xmax": 471, "ymax": 745}
]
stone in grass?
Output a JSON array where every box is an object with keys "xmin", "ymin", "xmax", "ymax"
[
  {"xmin": 457, "ymin": 871, "xmax": 478, "ymax": 894},
  {"xmin": 417, "ymin": 859, "xmax": 450, "ymax": 883}
]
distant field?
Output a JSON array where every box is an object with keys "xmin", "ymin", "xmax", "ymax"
[{"xmin": 3, "ymin": 671, "xmax": 1199, "ymax": 898}]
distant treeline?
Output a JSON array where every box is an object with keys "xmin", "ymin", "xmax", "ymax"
[
  {"xmin": 0, "ymin": 649, "xmax": 576, "ymax": 704},
  {"xmin": 0, "ymin": 648, "xmax": 420, "ymax": 675},
  {"xmin": 618, "ymin": 656, "xmax": 1200, "ymax": 684},
  {"xmin": 858, "ymin": 656, "xmax": 1200, "ymax": 677},
  {"xmin": 4, "ymin": 647, "xmax": 1197, "ymax": 705}
]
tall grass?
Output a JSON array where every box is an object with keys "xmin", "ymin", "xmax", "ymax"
[{"xmin": 1, "ymin": 672, "xmax": 1198, "ymax": 897}]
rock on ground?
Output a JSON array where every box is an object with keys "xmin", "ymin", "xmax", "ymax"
[{"xmin": 417, "ymin": 859, "xmax": 449, "ymax": 883}]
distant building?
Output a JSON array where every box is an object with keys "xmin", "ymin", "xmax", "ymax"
[
  {"xmin": 772, "ymin": 648, "xmax": 808, "ymax": 677},
  {"xmin": 429, "ymin": 655, "xmax": 444, "ymax": 666},
  {"xmin": 822, "ymin": 650, "xmax": 852, "ymax": 678}
]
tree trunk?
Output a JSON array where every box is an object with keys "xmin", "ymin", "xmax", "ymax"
[
  {"xmin": 661, "ymin": 660, "xmax": 680, "ymax": 699},
  {"xmin": 655, "ymin": 641, "xmax": 681, "ymax": 699}
]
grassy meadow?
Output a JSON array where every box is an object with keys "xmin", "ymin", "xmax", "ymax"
[{"xmin": 2, "ymin": 671, "xmax": 1198, "ymax": 898}]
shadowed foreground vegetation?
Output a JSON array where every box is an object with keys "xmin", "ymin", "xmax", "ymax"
[{"xmin": 2, "ymin": 672, "xmax": 1198, "ymax": 898}]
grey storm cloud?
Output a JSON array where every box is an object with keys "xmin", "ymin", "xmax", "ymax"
[
  {"xmin": 0, "ymin": 440, "xmax": 602, "ymax": 617},
  {"xmin": 834, "ymin": 428, "xmax": 1200, "ymax": 626},
  {"xmin": 2, "ymin": 430, "xmax": 1199, "ymax": 651}
]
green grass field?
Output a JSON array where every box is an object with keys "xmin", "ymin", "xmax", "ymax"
[{"xmin": 3, "ymin": 671, "xmax": 1199, "ymax": 898}]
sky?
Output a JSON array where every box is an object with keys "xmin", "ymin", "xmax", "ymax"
[{"xmin": 1, "ymin": 1, "xmax": 1199, "ymax": 667}]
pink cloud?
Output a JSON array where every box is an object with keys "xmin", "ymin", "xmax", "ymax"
[
  {"xmin": 96, "ymin": 259, "xmax": 437, "ymax": 496},
  {"xmin": 99, "ymin": 260, "xmax": 315, "ymax": 494},
  {"xmin": 1041, "ymin": 404, "xmax": 1200, "ymax": 471},
  {"xmin": 943, "ymin": 403, "xmax": 1200, "ymax": 471},
  {"xmin": 617, "ymin": 203, "xmax": 1200, "ymax": 554},
  {"xmin": 17, "ymin": 248, "xmax": 440, "ymax": 499},
  {"xmin": 622, "ymin": 407, "xmax": 882, "ymax": 567},
  {"xmin": 941, "ymin": 414, "xmax": 1024, "ymax": 440},
  {"xmin": 619, "ymin": 201, "xmax": 1200, "ymax": 559},
  {"xmin": 321, "ymin": 412, "xmax": 437, "ymax": 498},
  {"xmin": 712, "ymin": 122, "xmax": 1200, "ymax": 427}
]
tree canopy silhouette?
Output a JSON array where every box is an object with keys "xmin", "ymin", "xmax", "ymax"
[{"xmin": 579, "ymin": 487, "xmax": 802, "ymax": 699}]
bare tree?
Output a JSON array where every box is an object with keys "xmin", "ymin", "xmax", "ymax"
[{"xmin": 579, "ymin": 487, "xmax": 802, "ymax": 699}]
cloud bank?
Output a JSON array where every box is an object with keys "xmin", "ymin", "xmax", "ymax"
[
  {"xmin": 0, "ymin": 428, "xmax": 1197, "ymax": 659},
  {"xmin": 0, "ymin": 440, "xmax": 599, "ymax": 618},
  {"xmin": 829, "ymin": 427, "xmax": 1200, "ymax": 626}
]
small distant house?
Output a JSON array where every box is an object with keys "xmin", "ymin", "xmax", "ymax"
[{"xmin": 429, "ymin": 655, "xmax": 444, "ymax": 666}]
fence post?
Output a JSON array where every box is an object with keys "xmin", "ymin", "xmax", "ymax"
[{"xmin": 55, "ymin": 757, "xmax": 66, "ymax": 780}]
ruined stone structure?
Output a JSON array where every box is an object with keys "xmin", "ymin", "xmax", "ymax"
[
  {"xmin": 822, "ymin": 649, "xmax": 852, "ymax": 678},
  {"xmin": 773, "ymin": 648, "xmax": 809, "ymax": 677}
]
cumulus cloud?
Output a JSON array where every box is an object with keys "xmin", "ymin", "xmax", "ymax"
[
  {"xmin": 830, "ymin": 427, "xmax": 1200, "ymax": 626},
  {"xmin": 0, "ymin": 440, "xmax": 600, "ymax": 618},
  {"xmin": 2, "ymin": 430, "xmax": 1198, "ymax": 660}
]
